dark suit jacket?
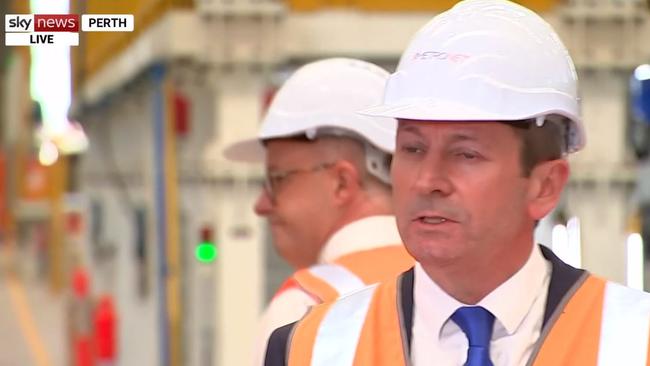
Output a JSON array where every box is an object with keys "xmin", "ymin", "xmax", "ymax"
[{"xmin": 265, "ymin": 245, "xmax": 586, "ymax": 366}]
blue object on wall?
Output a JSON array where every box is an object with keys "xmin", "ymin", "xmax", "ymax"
[{"xmin": 631, "ymin": 64, "xmax": 650, "ymax": 125}]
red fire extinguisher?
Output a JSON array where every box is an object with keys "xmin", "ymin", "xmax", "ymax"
[
  {"xmin": 70, "ymin": 267, "xmax": 94, "ymax": 366},
  {"xmin": 94, "ymin": 295, "xmax": 117, "ymax": 366}
]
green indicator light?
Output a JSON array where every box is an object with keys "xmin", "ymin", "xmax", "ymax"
[{"xmin": 196, "ymin": 242, "xmax": 218, "ymax": 263}]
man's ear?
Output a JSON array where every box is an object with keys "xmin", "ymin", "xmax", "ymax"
[
  {"xmin": 527, "ymin": 159, "xmax": 570, "ymax": 220},
  {"xmin": 332, "ymin": 160, "xmax": 361, "ymax": 205}
]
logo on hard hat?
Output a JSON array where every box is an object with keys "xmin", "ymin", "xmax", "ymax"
[{"xmin": 412, "ymin": 51, "xmax": 470, "ymax": 63}]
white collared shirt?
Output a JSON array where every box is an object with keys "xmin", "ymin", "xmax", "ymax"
[
  {"xmin": 411, "ymin": 244, "xmax": 552, "ymax": 366},
  {"xmin": 253, "ymin": 215, "xmax": 403, "ymax": 366},
  {"xmin": 318, "ymin": 215, "xmax": 403, "ymax": 263}
]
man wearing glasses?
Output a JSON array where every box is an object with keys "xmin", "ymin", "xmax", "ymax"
[{"xmin": 224, "ymin": 58, "xmax": 414, "ymax": 366}]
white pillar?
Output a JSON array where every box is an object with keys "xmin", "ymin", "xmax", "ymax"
[{"xmin": 210, "ymin": 69, "xmax": 266, "ymax": 366}]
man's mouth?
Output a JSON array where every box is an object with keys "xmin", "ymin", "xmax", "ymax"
[
  {"xmin": 419, "ymin": 216, "xmax": 448, "ymax": 224},
  {"xmin": 417, "ymin": 215, "xmax": 453, "ymax": 225}
]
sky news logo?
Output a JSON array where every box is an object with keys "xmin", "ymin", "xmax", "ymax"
[{"xmin": 5, "ymin": 14, "xmax": 134, "ymax": 46}]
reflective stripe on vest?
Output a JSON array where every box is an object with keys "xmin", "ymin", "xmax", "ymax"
[
  {"xmin": 291, "ymin": 263, "xmax": 367, "ymax": 303},
  {"xmin": 291, "ymin": 245, "xmax": 413, "ymax": 303},
  {"xmin": 308, "ymin": 264, "xmax": 366, "ymax": 296},
  {"xmin": 311, "ymin": 285, "xmax": 379, "ymax": 366},
  {"xmin": 598, "ymin": 282, "xmax": 650, "ymax": 365}
]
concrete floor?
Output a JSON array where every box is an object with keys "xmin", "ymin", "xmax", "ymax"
[{"xmin": 0, "ymin": 248, "xmax": 66, "ymax": 366}]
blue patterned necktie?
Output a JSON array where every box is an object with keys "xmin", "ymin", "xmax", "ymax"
[{"xmin": 450, "ymin": 306, "xmax": 495, "ymax": 366}]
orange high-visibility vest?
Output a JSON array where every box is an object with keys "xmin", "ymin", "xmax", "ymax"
[
  {"xmin": 280, "ymin": 246, "xmax": 650, "ymax": 366},
  {"xmin": 275, "ymin": 245, "xmax": 414, "ymax": 303}
]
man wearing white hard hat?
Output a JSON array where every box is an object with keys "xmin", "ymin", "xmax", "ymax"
[
  {"xmin": 265, "ymin": 1, "xmax": 650, "ymax": 365},
  {"xmin": 223, "ymin": 58, "xmax": 414, "ymax": 365}
]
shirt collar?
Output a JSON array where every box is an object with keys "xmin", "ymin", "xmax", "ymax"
[
  {"xmin": 479, "ymin": 244, "xmax": 550, "ymax": 335},
  {"xmin": 414, "ymin": 263, "xmax": 464, "ymax": 339},
  {"xmin": 318, "ymin": 215, "xmax": 403, "ymax": 263},
  {"xmin": 414, "ymin": 244, "xmax": 551, "ymax": 338}
]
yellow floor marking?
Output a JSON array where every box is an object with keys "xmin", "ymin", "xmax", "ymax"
[{"xmin": 5, "ymin": 274, "xmax": 54, "ymax": 366}]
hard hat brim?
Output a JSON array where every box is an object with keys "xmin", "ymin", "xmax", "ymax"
[
  {"xmin": 359, "ymin": 100, "xmax": 585, "ymax": 153},
  {"xmin": 222, "ymin": 138, "xmax": 266, "ymax": 163}
]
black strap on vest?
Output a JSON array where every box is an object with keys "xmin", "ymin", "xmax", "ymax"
[
  {"xmin": 537, "ymin": 245, "xmax": 586, "ymax": 326},
  {"xmin": 265, "ymin": 322, "xmax": 294, "ymax": 366},
  {"xmin": 398, "ymin": 267, "xmax": 415, "ymax": 355}
]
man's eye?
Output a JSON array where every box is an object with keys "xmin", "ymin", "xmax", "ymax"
[
  {"xmin": 455, "ymin": 151, "xmax": 480, "ymax": 160},
  {"xmin": 270, "ymin": 175, "xmax": 285, "ymax": 184},
  {"xmin": 401, "ymin": 145, "xmax": 424, "ymax": 154}
]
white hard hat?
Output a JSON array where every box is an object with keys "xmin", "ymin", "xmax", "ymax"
[
  {"xmin": 224, "ymin": 58, "xmax": 397, "ymax": 183},
  {"xmin": 362, "ymin": 0, "xmax": 585, "ymax": 153}
]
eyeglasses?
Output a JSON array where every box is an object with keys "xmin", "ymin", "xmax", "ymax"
[{"xmin": 263, "ymin": 162, "xmax": 335, "ymax": 201}]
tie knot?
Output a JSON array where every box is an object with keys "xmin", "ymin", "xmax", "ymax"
[{"xmin": 451, "ymin": 306, "xmax": 495, "ymax": 348}]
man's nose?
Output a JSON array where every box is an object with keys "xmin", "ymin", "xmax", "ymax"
[
  {"xmin": 412, "ymin": 154, "xmax": 453, "ymax": 197},
  {"xmin": 254, "ymin": 188, "xmax": 273, "ymax": 216}
]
